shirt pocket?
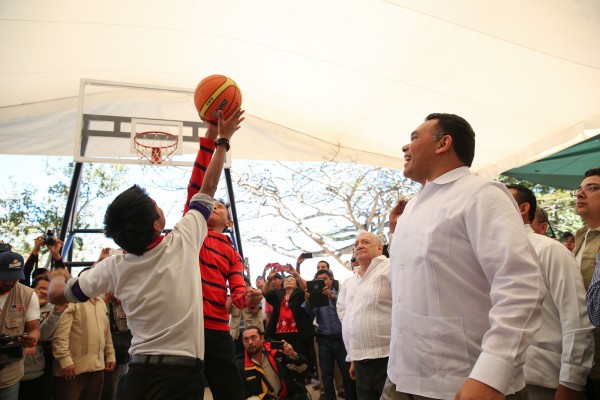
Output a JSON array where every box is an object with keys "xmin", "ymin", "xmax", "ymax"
[
  {"xmin": 395, "ymin": 311, "xmax": 471, "ymax": 377},
  {"xmin": 423, "ymin": 217, "xmax": 451, "ymax": 266},
  {"xmin": 5, "ymin": 316, "xmax": 24, "ymax": 330}
]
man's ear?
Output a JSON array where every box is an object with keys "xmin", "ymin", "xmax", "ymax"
[
  {"xmin": 153, "ymin": 220, "xmax": 163, "ymax": 233},
  {"xmin": 435, "ymin": 135, "xmax": 453, "ymax": 155},
  {"xmin": 519, "ymin": 202, "xmax": 530, "ymax": 219},
  {"xmin": 225, "ymin": 219, "xmax": 234, "ymax": 228}
]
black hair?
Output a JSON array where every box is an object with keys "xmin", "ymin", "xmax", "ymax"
[
  {"xmin": 506, "ymin": 184, "xmax": 537, "ymax": 222},
  {"xmin": 561, "ymin": 231, "xmax": 574, "ymax": 240},
  {"xmin": 32, "ymin": 276, "xmax": 49, "ymax": 289},
  {"xmin": 425, "ymin": 113, "xmax": 476, "ymax": 167},
  {"xmin": 317, "ymin": 260, "xmax": 330, "ymax": 268},
  {"xmin": 584, "ymin": 168, "xmax": 600, "ymax": 178},
  {"xmin": 243, "ymin": 325, "xmax": 264, "ymax": 337},
  {"xmin": 104, "ymin": 185, "xmax": 160, "ymax": 256},
  {"xmin": 31, "ymin": 268, "xmax": 48, "ymax": 280},
  {"xmin": 314, "ymin": 269, "xmax": 333, "ymax": 279}
]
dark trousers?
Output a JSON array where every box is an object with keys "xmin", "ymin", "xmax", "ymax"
[
  {"xmin": 54, "ymin": 370, "xmax": 104, "ymax": 400},
  {"xmin": 117, "ymin": 361, "xmax": 204, "ymax": 400},
  {"xmin": 204, "ymin": 328, "xmax": 245, "ymax": 400},
  {"xmin": 318, "ymin": 337, "xmax": 356, "ymax": 400},
  {"xmin": 586, "ymin": 378, "xmax": 600, "ymax": 400},
  {"xmin": 354, "ymin": 357, "xmax": 389, "ymax": 400}
]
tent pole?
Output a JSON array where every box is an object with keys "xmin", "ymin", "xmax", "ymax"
[{"xmin": 224, "ymin": 168, "xmax": 243, "ymax": 259}]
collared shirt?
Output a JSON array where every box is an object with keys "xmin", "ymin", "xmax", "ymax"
[
  {"xmin": 522, "ymin": 225, "xmax": 593, "ymax": 391},
  {"xmin": 338, "ymin": 255, "xmax": 392, "ymax": 361},
  {"xmin": 388, "ymin": 166, "xmax": 544, "ymax": 399},
  {"xmin": 252, "ymin": 351, "xmax": 281, "ymax": 396}
]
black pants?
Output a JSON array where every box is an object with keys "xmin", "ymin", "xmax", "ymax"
[
  {"xmin": 117, "ymin": 362, "xmax": 204, "ymax": 400},
  {"xmin": 204, "ymin": 328, "xmax": 245, "ymax": 400},
  {"xmin": 354, "ymin": 357, "xmax": 389, "ymax": 400}
]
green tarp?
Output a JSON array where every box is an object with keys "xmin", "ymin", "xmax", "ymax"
[{"xmin": 502, "ymin": 134, "xmax": 600, "ymax": 190}]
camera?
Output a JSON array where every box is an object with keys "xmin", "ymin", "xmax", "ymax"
[
  {"xmin": 269, "ymin": 340, "xmax": 284, "ymax": 350},
  {"xmin": 44, "ymin": 230, "xmax": 56, "ymax": 246},
  {"xmin": 0, "ymin": 334, "xmax": 23, "ymax": 369}
]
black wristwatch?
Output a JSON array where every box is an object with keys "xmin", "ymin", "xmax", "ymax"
[{"xmin": 215, "ymin": 138, "xmax": 230, "ymax": 152}]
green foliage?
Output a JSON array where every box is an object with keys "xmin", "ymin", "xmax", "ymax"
[
  {"xmin": 495, "ymin": 175, "xmax": 583, "ymax": 236},
  {"xmin": 0, "ymin": 160, "xmax": 127, "ymax": 255}
]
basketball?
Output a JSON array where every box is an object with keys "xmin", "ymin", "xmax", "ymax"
[{"xmin": 194, "ymin": 74, "xmax": 242, "ymax": 122}]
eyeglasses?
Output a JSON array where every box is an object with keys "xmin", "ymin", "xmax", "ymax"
[{"xmin": 570, "ymin": 185, "xmax": 600, "ymax": 198}]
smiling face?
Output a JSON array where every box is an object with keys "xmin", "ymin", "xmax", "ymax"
[
  {"xmin": 402, "ymin": 119, "xmax": 442, "ymax": 184},
  {"xmin": 34, "ymin": 279, "xmax": 49, "ymax": 306},
  {"xmin": 575, "ymin": 175, "xmax": 600, "ymax": 228}
]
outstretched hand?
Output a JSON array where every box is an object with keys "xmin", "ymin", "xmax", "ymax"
[{"xmin": 217, "ymin": 108, "xmax": 245, "ymax": 141}]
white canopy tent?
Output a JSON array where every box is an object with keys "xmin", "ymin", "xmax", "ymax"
[{"xmin": 1, "ymin": 0, "xmax": 600, "ymax": 176}]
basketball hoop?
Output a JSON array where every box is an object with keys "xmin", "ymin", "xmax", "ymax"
[{"xmin": 133, "ymin": 131, "xmax": 179, "ymax": 165}]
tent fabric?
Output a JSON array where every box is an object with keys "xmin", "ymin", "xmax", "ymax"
[
  {"xmin": 502, "ymin": 134, "xmax": 600, "ymax": 190},
  {"xmin": 1, "ymin": 0, "xmax": 600, "ymax": 176}
]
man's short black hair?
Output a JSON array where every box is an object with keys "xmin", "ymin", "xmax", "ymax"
[
  {"xmin": 104, "ymin": 185, "xmax": 160, "ymax": 256},
  {"xmin": 243, "ymin": 325, "xmax": 264, "ymax": 337},
  {"xmin": 317, "ymin": 260, "xmax": 330, "ymax": 268},
  {"xmin": 584, "ymin": 168, "xmax": 600, "ymax": 178},
  {"xmin": 425, "ymin": 113, "xmax": 476, "ymax": 167},
  {"xmin": 315, "ymin": 269, "xmax": 333, "ymax": 279},
  {"xmin": 506, "ymin": 184, "xmax": 537, "ymax": 222},
  {"xmin": 32, "ymin": 276, "xmax": 49, "ymax": 289}
]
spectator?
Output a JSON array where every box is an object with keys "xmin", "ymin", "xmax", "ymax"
[
  {"xmin": 237, "ymin": 326, "xmax": 308, "ymax": 400},
  {"xmin": 574, "ymin": 167, "xmax": 600, "ymax": 398},
  {"xmin": 338, "ymin": 232, "xmax": 391, "ymax": 400},
  {"xmin": 263, "ymin": 266, "xmax": 313, "ymax": 381},
  {"xmin": 304, "ymin": 269, "xmax": 355, "ymax": 400},
  {"xmin": 508, "ymin": 184, "xmax": 594, "ymax": 399},
  {"xmin": 296, "ymin": 256, "xmax": 340, "ymax": 291},
  {"xmin": 531, "ymin": 207, "xmax": 551, "ymax": 235},
  {"xmin": 561, "ymin": 231, "xmax": 576, "ymax": 252},
  {"xmin": 19, "ymin": 276, "xmax": 67, "ymax": 400},
  {"xmin": 21, "ymin": 237, "xmax": 65, "ymax": 287},
  {"xmin": 0, "ymin": 250, "xmax": 40, "ymax": 399},
  {"xmin": 52, "ymin": 268, "xmax": 116, "ymax": 400},
  {"xmin": 100, "ymin": 291, "xmax": 131, "ymax": 400},
  {"xmin": 229, "ymin": 276, "xmax": 264, "ymax": 356}
]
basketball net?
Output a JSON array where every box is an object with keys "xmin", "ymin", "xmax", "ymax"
[{"xmin": 133, "ymin": 131, "xmax": 178, "ymax": 166}]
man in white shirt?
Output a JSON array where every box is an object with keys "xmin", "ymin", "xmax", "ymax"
[
  {"xmin": 384, "ymin": 113, "xmax": 544, "ymax": 400},
  {"xmin": 573, "ymin": 167, "xmax": 600, "ymax": 398},
  {"xmin": 338, "ymin": 231, "xmax": 391, "ymax": 400},
  {"xmin": 507, "ymin": 184, "xmax": 594, "ymax": 400}
]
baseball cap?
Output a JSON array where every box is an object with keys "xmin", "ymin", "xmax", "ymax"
[{"xmin": 0, "ymin": 252, "xmax": 25, "ymax": 280}]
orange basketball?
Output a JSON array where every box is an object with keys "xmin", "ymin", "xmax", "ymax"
[{"xmin": 194, "ymin": 74, "xmax": 242, "ymax": 122}]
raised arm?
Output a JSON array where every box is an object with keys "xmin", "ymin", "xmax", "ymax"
[{"xmin": 198, "ymin": 108, "xmax": 244, "ymax": 198}]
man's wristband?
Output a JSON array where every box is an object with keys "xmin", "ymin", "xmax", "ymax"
[{"xmin": 215, "ymin": 138, "xmax": 230, "ymax": 151}]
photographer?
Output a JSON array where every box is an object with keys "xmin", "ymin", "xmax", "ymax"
[
  {"xmin": 0, "ymin": 250, "xmax": 40, "ymax": 399},
  {"xmin": 21, "ymin": 234, "xmax": 65, "ymax": 287},
  {"xmin": 237, "ymin": 326, "xmax": 308, "ymax": 400}
]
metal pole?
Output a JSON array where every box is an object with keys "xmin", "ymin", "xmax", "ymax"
[
  {"xmin": 224, "ymin": 168, "xmax": 243, "ymax": 258},
  {"xmin": 59, "ymin": 162, "xmax": 83, "ymax": 261}
]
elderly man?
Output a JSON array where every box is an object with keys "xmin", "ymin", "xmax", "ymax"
[
  {"xmin": 508, "ymin": 184, "xmax": 594, "ymax": 400},
  {"xmin": 573, "ymin": 167, "xmax": 600, "ymax": 398},
  {"xmin": 337, "ymin": 231, "xmax": 391, "ymax": 400},
  {"xmin": 385, "ymin": 113, "xmax": 543, "ymax": 400}
]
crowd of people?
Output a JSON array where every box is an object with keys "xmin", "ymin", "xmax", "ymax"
[{"xmin": 0, "ymin": 111, "xmax": 599, "ymax": 400}]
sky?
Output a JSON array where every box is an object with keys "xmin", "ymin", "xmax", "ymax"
[{"xmin": 0, "ymin": 155, "xmax": 355, "ymax": 282}]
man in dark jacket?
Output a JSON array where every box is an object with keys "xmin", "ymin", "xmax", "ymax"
[{"xmin": 237, "ymin": 326, "xmax": 308, "ymax": 400}]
